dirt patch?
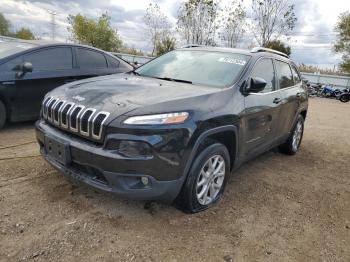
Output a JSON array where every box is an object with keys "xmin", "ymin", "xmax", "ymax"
[{"xmin": 0, "ymin": 98, "xmax": 349, "ymax": 261}]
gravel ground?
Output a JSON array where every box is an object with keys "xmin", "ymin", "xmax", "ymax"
[{"xmin": 0, "ymin": 98, "xmax": 349, "ymax": 262}]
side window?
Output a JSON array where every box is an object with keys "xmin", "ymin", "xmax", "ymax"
[
  {"xmin": 275, "ymin": 60, "xmax": 294, "ymax": 89},
  {"xmin": 77, "ymin": 48, "xmax": 107, "ymax": 69},
  {"xmin": 291, "ymin": 65, "xmax": 301, "ymax": 84},
  {"xmin": 0, "ymin": 56, "xmax": 23, "ymax": 72},
  {"xmin": 106, "ymin": 55, "xmax": 120, "ymax": 68},
  {"xmin": 251, "ymin": 58, "xmax": 276, "ymax": 93},
  {"xmin": 24, "ymin": 47, "xmax": 73, "ymax": 71}
]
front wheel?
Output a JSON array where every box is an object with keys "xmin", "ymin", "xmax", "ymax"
[
  {"xmin": 176, "ymin": 143, "xmax": 230, "ymax": 213},
  {"xmin": 279, "ymin": 115, "xmax": 304, "ymax": 155}
]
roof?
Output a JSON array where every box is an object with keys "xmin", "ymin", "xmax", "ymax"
[{"xmin": 178, "ymin": 45, "xmax": 291, "ymax": 61}]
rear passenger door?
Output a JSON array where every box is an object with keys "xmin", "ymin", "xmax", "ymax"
[
  {"xmin": 275, "ymin": 60, "xmax": 304, "ymax": 137},
  {"xmin": 242, "ymin": 58, "xmax": 283, "ymax": 156}
]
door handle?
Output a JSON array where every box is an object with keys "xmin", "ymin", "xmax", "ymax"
[{"xmin": 273, "ymin": 98, "xmax": 282, "ymax": 104}]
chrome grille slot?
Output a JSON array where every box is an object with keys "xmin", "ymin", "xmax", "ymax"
[
  {"xmin": 69, "ymin": 105, "xmax": 85, "ymax": 133},
  {"xmin": 92, "ymin": 112, "xmax": 110, "ymax": 140},
  {"xmin": 60, "ymin": 102, "xmax": 74, "ymax": 128},
  {"xmin": 42, "ymin": 97, "xmax": 52, "ymax": 119},
  {"xmin": 41, "ymin": 96, "xmax": 110, "ymax": 142},
  {"xmin": 80, "ymin": 108, "xmax": 96, "ymax": 136},
  {"xmin": 47, "ymin": 98, "xmax": 57, "ymax": 121},
  {"xmin": 53, "ymin": 100, "xmax": 64, "ymax": 125}
]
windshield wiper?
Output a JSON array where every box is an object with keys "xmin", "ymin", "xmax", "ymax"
[{"xmin": 154, "ymin": 76, "xmax": 193, "ymax": 84}]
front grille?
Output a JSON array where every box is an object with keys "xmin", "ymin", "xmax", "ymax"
[{"xmin": 42, "ymin": 97, "xmax": 110, "ymax": 142}]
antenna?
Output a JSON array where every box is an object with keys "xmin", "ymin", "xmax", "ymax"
[{"xmin": 47, "ymin": 10, "xmax": 57, "ymax": 41}]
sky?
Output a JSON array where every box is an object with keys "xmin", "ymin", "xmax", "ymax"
[{"xmin": 1, "ymin": 0, "xmax": 350, "ymax": 69}]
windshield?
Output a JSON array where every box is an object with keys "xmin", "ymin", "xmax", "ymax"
[
  {"xmin": 0, "ymin": 41, "xmax": 35, "ymax": 59},
  {"xmin": 135, "ymin": 50, "xmax": 250, "ymax": 87}
]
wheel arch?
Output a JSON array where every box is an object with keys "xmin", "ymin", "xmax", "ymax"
[{"xmin": 183, "ymin": 125, "xmax": 238, "ymax": 178}]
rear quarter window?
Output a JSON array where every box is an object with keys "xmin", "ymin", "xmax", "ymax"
[{"xmin": 77, "ymin": 48, "xmax": 107, "ymax": 69}]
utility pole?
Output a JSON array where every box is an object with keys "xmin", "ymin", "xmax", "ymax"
[{"xmin": 47, "ymin": 10, "xmax": 57, "ymax": 41}]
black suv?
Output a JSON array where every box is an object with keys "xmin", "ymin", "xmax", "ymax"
[
  {"xmin": 0, "ymin": 40, "xmax": 133, "ymax": 129},
  {"xmin": 35, "ymin": 47, "xmax": 308, "ymax": 213}
]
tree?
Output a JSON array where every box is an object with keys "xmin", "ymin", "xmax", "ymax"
[
  {"xmin": 144, "ymin": 2, "xmax": 171, "ymax": 56},
  {"xmin": 265, "ymin": 40, "xmax": 291, "ymax": 55},
  {"xmin": 68, "ymin": 13, "xmax": 123, "ymax": 51},
  {"xmin": 15, "ymin": 28, "xmax": 36, "ymax": 40},
  {"xmin": 155, "ymin": 35, "xmax": 176, "ymax": 56},
  {"xmin": 0, "ymin": 13, "xmax": 11, "ymax": 36},
  {"xmin": 334, "ymin": 12, "xmax": 350, "ymax": 73},
  {"xmin": 177, "ymin": 0, "xmax": 220, "ymax": 46},
  {"xmin": 219, "ymin": 0, "xmax": 245, "ymax": 48},
  {"xmin": 251, "ymin": 0, "xmax": 297, "ymax": 47}
]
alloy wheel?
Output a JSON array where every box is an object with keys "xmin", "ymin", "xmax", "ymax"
[{"xmin": 196, "ymin": 155, "xmax": 225, "ymax": 205}]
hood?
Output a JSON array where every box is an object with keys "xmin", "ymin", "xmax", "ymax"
[{"xmin": 48, "ymin": 73, "xmax": 220, "ymax": 120}]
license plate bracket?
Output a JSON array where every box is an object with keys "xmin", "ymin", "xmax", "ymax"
[{"xmin": 44, "ymin": 135, "xmax": 71, "ymax": 165}]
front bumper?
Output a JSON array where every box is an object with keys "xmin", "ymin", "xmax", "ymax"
[{"xmin": 35, "ymin": 120, "xmax": 187, "ymax": 202}]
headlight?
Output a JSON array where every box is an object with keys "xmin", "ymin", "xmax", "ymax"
[{"xmin": 123, "ymin": 112, "xmax": 189, "ymax": 125}]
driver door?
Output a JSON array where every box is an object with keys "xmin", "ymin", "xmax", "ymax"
[{"xmin": 242, "ymin": 58, "xmax": 283, "ymax": 156}]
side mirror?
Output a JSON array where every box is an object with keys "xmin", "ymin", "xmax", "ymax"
[
  {"xmin": 13, "ymin": 62, "xmax": 33, "ymax": 78},
  {"xmin": 247, "ymin": 77, "xmax": 267, "ymax": 93}
]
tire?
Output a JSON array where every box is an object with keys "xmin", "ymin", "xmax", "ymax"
[
  {"xmin": 279, "ymin": 115, "xmax": 304, "ymax": 155},
  {"xmin": 0, "ymin": 100, "xmax": 6, "ymax": 130},
  {"xmin": 340, "ymin": 95, "xmax": 349, "ymax": 103},
  {"xmin": 175, "ymin": 142, "xmax": 230, "ymax": 213}
]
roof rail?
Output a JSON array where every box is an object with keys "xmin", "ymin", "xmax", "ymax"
[
  {"xmin": 180, "ymin": 44, "xmax": 205, "ymax": 49},
  {"xmin": 251, "ymin": 47, "xmax": 289, "ymax": 58}
]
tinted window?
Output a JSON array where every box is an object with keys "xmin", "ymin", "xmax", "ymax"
[
  {"xmin": 24, "ymin": 47, "xmax": 73, "ymax": 71},
  {"xmin": 77, "ymin": 48, "xmax": 107, "ymax": 69},
  {"xmin": 275, "ymin": 60, "xmax": 294, "ymax": 89},
  {"xmin": 251, "ymin": 58, "xmax": 275, "ymax": 93},
  {"xmin": 291, "ymin": 65, "xmax": 301, "ymax": 84},
  {"xmin": 0, "ymin": 56, "xmax": 23, "ymax": 72},
  {"xmin": 106, "ymin": 55, "xmax": 120, "ymax": 68},
  {"xmin": 135, "ymin": 50, "xmax": 250, "ymax": 87}
]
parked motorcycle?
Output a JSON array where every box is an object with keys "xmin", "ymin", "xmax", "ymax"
[{"xmin": 337, "ymin": 88, "xmax": 350, "ymax": 103}]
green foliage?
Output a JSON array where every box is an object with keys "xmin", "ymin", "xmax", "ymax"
[
  {"xmin": 68, "ymin": 13, "xmax": 122, "ymax": 51},
  {"xmin": 0, "ymin": 13, "xmax": 11, "ymax": 36},
  {"xmin": 334, "ymin": 12, "xmax": 350, "ymax": 73},
  {"xmin": 15, "ymin": 28, "xmax": 36, "ymax": 40},
  {"xmin": 265, "ymin": 40, "xmax": 291, "ymax": 56},
  {"xmin": 155, "ymin": 35, "xmax": 176, "ymax": 56}
]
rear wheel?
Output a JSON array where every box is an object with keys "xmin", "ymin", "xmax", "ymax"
[
  {"xmin": 279, "ymin": 115, "xmax": 304, "ymax": 155},
  {"xmin": 176, "ymin": 143, "xmax": 230, "ymax": 213},
  {"xmin": 0, "ymin": 100, "xmax": 6, "ymax": 130}
]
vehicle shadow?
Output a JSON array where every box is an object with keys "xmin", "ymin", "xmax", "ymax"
[{"xmin": 0, "ymin": 121, "xmax": 36, "ymax": 133}]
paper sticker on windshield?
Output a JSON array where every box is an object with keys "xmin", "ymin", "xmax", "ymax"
[{"xmin": 218, "ymin": 57, "xmax": 246, "ymax": 66}]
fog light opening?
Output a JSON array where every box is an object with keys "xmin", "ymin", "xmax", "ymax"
[{"xmin": 141, "ymin": 176, "xmax": 149, "ymax": 186}]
